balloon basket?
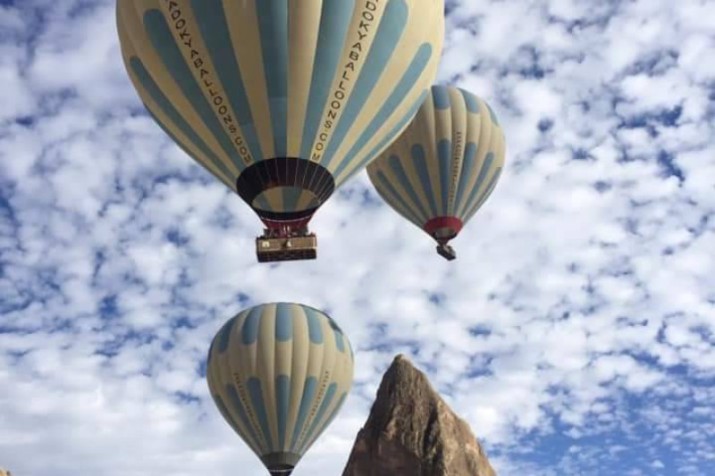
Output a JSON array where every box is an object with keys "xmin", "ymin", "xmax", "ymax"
[
  {"xmin": 256, "ymin": 229, "xmax": 317, "ymax": 263},
  {"xmin": 436, "ymin": 243, "xmax": 456, "ymax": 261}
]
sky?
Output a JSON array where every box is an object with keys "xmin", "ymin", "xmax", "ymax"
[{"xmin": 0, "ymin": 0, "xmax": 714, "ymax": 475}]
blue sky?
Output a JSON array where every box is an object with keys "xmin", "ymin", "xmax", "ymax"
[{"xmin": 1, "ymin": 1, "xmax": 714, "ymax": 475}]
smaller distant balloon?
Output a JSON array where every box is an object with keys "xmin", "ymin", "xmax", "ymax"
[{"xmin": 368, "ymin": 85, "xmax": 506, "ymax": 260}]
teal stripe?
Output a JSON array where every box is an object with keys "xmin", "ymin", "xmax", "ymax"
[
  {"xmin": 333, "ymin": 40, "xmax": 433, "ymax": 180},
  {"xmin": 487, "ymin": 103, "xmax": 500, "ymax": 125},
  {"xmin": 304, "ymin": 308, "xmax": 324, "ymax": 344},
  {"xmin": 432, "ymin": 85, "xmax": 451, "ymax": 110},
  {"xmin": 327, "ymin": 393, "xmax": 348, "ymax": 429},
  {"xmin": 376, "ymin": 171, "xmax": 423, "ymax": 225},
  {"xmin": 465, "ymin": 167, "xmax": 502, "ymax": 220},
  {"xmin": 454, "ymin": 143, "xmax": 477, "ymax": 215},
  {"xmin": 323, "ymin": 316, "xmax": 346, "ymax": 353},
  {"xmin": 302, "ymin": 392, "xmax": 346, "ymax": 454},
  {"xmin": 275, "ymin": 303, "xmax": 293, "ymax": 342},
  {"xmin": 412, "ymin": 144, "xmax": 439, "ymax": 216},
  {"xmin": 388, "ymin": 155, "xmax": 431, "ymax": 220},
  {"xmin": 461, "ymin": 89, "xmax": 480, "ymax": 113},
  {"xmin": 340, "ymin": 89, "xmax": 429, "ymax": 183},
  {"xmin": 191, "ymin": 0, "xmax": 264, "ymax": 163},
  {"xmin": 459, "ymin": 153, "xmax": 496, "ymax": 219},
  {"xmin": 475, "ymin": 168, "xmax": 502, "ymax": 211},
  {"xmin": 333, "ymin": 328, "xmax": 345, "ymax": 353},
  {"xmin": 218, "ymin": 316, "xmax": 237, "ymax": 353},
  {"xmin": 299, "ymin": 383, "xmax": 338, "ymax": 454},
  {"xmin": 247, "ymin": 378, "xmax": 274, "ymax": 449},
  {"xmin": 226, "ymin": 384, "xmax": 266, "ymax": 451},
  {"xmin": 257, "ymin": 0, "xmax": 289, "ymax": 158},
  {"xmin": 143, "ymin": 10, "xmax": 246, "ymax": 172},
  {"xmin": 282, "ymin": 186, "xmax": 304, "ymax": 213},
  {"xmin": 438, "ymin": 139, "xmax": 452, "ymax": 215},
  {"xmin": 290, "ymin": 377, "xmax": 318, "ymax": 451},
  {"xmin": 241, "ymin": 306, "xmax": 263, "ymax": 345},
  {"xmin": 326, "ymin": 316, "xmax": 343, "ymax": 334},
  {"xmin": 321, "ymin": 0, "xmax": 409, "ymax": 168},
  {"xmin": 214, "ymin": 394, "xmax": 260, "ymax": 453},
  {"xmin": 131, "ymin": 58, "xmax": 234, "ymax": 181},
  {"xmin": 276, "ymin": 375, "xmax": 291, "ymax": 449},
  {"xmin": 300, "ymin": 0, "xmax": 354, "ymax": 159}
]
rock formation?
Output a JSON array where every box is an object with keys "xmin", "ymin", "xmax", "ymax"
[
  {"xmin": 0, "ymin": 470, "xmax": 11, "ymax": 476},
  {"xmin": 343, "ymin": 354, "xmax": 496, "ymax": 476}
]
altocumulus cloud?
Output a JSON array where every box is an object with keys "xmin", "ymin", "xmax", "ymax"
[{"xmin": 1, "ymin": 1, "xmax": 713, "ymax": 475}]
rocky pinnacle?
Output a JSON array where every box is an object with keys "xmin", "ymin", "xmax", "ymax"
[{"xmin": 343, "ymin": 354, "xmax": 496, "ymax": 476}]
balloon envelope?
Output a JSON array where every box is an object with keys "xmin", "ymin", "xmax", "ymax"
[
  {"xmin": 207, "ymin": 303, "xmax": 354, "ymax": 475},
  {"xmin": 367, "ymin": 85, "xmax": 506, "ymax": 258},
  {"xmin": 117, "ymin": 0, "xmax": 444, "ymax": 230}
]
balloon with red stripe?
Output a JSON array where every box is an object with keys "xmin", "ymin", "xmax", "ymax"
[{"xmin": 367, "ymin": 85, "xmax": 506, "ymax": 260}]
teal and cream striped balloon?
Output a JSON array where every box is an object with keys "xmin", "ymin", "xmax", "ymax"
[
  {"xmin": 367, "ymin": 86, "xmax": 506, "ymax": 260},
  {"xmin": 117, "ymin": 1, "xmax": 444, "ymax": 232},
  {"xmin": 207, "ymin": 303, "xmax": 354, "ymax": 476}
]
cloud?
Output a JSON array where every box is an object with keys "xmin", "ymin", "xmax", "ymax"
[{"xmin": 1, "ymin": 1, "xmax": 713, "ymax": 475}]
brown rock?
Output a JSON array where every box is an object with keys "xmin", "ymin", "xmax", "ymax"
[
  {"xmin": 343, "ymin": 355, "xmax": 496, "ymax": 476},
  {"xmin": 0, "ymin": 470, "xmax": 11, "ymax": 476}
]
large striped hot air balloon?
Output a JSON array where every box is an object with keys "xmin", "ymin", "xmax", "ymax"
[
  {"xmin": 367, "ymin": 86, "xmax": 506, "ymax": 260},
  {"xmin": 207, "ymin": 303, "xmax": 354, "ymax": 476},
  {"xmin": 117, "ymin": 0, "xmax": 444, "ymax": 262}
]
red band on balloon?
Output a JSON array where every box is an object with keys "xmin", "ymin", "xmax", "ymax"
[{"xmin": 423, "ymin": 216, "xmax": 463, "ymax": 239}]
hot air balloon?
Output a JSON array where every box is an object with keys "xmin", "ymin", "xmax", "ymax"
[
  {"xmin": 207, "ymin": 302, "xmax": 354, "ymax": 476},
  {"xmin": 367, "ymin": 85, "xmax": 506, "ymax": 261},
  {"xmin": 117, "ymin": 1, "xmax": 444, "ymax": 262}
]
